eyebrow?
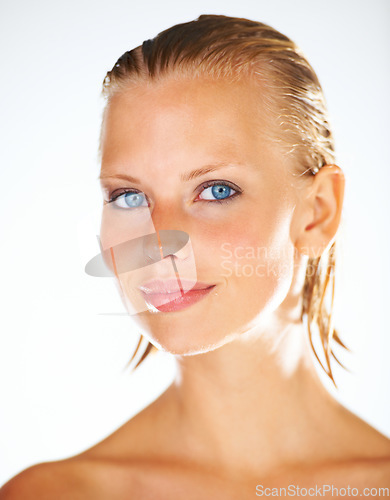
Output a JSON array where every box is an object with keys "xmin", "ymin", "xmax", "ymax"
[{"xmin": 98, "ymin": 163, "xmax": 239, "ymax": 183}]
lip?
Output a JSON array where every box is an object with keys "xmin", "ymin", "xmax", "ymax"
[
  {"xmin": 138, "ymin": 278, "xmax": 214, "ymax": 294},
  {"xmin": 137, "ymin": 278, "xmax": 216, "ymax": 312}
]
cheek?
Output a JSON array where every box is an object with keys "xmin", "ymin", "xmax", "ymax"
[
  {"xmin": 194, "ymin": 204, "xmax": 292, "ymax": 267},
  {"xmin": 204, "ymin": 205, "xmax": 295, "ymax": 307}
]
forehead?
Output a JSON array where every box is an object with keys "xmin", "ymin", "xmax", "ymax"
[{"xmin": 100, "ymin": 77, "xmax": 285, "ymax": 176}]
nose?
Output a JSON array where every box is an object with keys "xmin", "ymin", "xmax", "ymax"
[{"xmin": 143, "ymin": 203, "xmax": 192, "ymax": 263}]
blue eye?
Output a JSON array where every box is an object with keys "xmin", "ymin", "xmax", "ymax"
[
  {"xmin": 198, "ymin": 182, "xmax": 239, "ymax": 202},
  {"xmin": 111, "ymin": 191, "xmax": 148, "ymax": 208},
  {"xmin": 108, "ymin": 180, "xmax": 241, "ymax": 209}
]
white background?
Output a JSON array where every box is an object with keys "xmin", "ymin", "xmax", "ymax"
[{"xmin": 0, "ymin": 0, "xmax": 389, "ymax": 485}]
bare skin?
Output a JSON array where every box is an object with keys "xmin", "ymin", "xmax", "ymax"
[{"xmin": 2, "ymin": 77, "xmax": 390, "ymax": 499}]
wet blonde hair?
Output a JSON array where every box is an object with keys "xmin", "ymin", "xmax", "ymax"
[{"xmin": 100, "ymin": 14, "xmax": 349, "ymax": 386}]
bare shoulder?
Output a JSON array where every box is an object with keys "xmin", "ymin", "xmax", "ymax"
[
  {"xmin": 0, "ymin": 391, "xmax": 174, "ymax": 500},
  {"xmin": 332, "ymin": 411, "xmax": 390, "ymax": 486},
  {"xmin": 307, "ymin": 449, "xmax": 390, "ymax": 489},
  {"xmin": 330, "ymin": 400, "xmax": 390, "ymax": 462},
  {"xmin": 348, "ymin": 454, "xmax": 390, "ymax": 484},
  {"xmin": 275, "ymin": 413, "xmax": 390, "ymax": 489},
  {"xmin": 0, "ymin": 458, "xmax": 108, "ymax": 500},
  {"xmin": 0, "ymin": 394, "xmax": 171, "ymax": 500}
]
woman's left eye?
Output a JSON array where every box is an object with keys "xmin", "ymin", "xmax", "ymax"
[{"xmin": 197, "ymin": 181, "xmax": 240, "ymax": 203}]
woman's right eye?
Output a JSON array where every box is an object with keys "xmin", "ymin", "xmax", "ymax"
[{"xmin": 110, "ymin": 191, "xmax": 148, "ymax": 209}]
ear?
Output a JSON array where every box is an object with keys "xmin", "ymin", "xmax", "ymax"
[{"xmin": 293, "ymin": 165, "xmax": 345, "ymax": 259}]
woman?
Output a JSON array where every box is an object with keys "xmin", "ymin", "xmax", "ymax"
[{"xmin": 2, "ymin": 14, "xmax": 390, "ymax": 499}]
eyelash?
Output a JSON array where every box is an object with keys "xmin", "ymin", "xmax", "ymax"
[{"xmin": 108, "ymin": 180, "xmax": 242, "ymax": 206}]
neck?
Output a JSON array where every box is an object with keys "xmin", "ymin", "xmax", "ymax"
[{"xmin": 166, "ymin": 315, "xmax": 344, "ymax": 479}]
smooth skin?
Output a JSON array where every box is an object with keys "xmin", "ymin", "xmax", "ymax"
[{"xmin": 2, "ymin": 77, "xmax": 390, "ymax": 499}]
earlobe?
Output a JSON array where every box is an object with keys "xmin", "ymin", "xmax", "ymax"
[{"xmin": 294, "ymin": 164, "xmax": 345, "ymax": 259}]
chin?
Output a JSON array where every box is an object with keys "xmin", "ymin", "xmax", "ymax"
[{"xmin": 131, "ymin": 310, "xmax": 234, "ymax": 356}]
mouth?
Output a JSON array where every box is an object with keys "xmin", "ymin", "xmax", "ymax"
[{"xmin": 137, "ymin": 278, "xmax": 216, "ymax": 313}]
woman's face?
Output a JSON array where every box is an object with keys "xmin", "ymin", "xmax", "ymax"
[{"xmin": 99, "ymin": 77, "xmax": 305, "ymax": 354}]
